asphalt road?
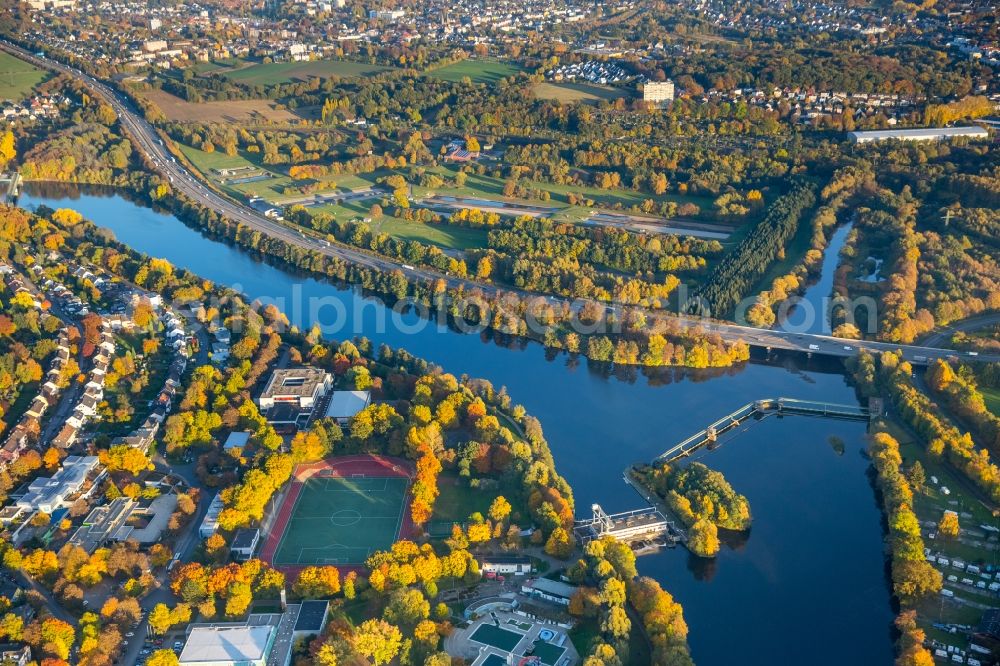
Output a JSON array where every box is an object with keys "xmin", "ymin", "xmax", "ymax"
[
  {"xmin": 3, "ymin": 40, "xmax": 997, "ymax": 366},
  {"xmin": 920, "ymin": 313, "xmax": 1000, "ymax": 350}
]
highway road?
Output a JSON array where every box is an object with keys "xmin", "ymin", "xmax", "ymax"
[{"xmin": 3, "ymin": 40, "xmax": 997, "ymax": 367}]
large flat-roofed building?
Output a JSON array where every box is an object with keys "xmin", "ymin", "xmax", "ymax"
[
  {"xmin": 257, "ymin": 368, "xmax": 332, "ymax": 410},
  {"xmin": 848, "ymin": 126, "xmax": 989, "ymax": 143},
  {"xmin": 16, "ymin": 456, "xmax": 100, "ymax": 514},
  {"xmin": 179, "ymin": 625, "xmax": 276, "ymax": 666},
  {"xmin": 69, "ymin": 497, "xmax": 134, "ymax": 553},
  {"xmin": 642, "ymin": 80, "xmax": 675, "ymax": 106},
  {"xmin": 521, "ymin": 577, "xmax": 578, "ymax": 606},
  {"xmin": 109, "ymin": 494, "xmax": 178, "ymax": 545},
  {"xmin": 70, "ymin": 496, "xmax": 177, "ymax": 553},
  {"xmin": 322, "ymin": 390, "xmax": 371, "ymax": 425},
  {"xmin": 199, "ymin": 493, "xmax": 225, "ymax": 539}
]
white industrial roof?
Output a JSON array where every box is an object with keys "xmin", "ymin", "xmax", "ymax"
[
  {"xmin": 323, "ymin": 390, "xmax": 371, "ymax": 419},
  {"xmin": 849, "ymin": 126, "xmax": 988, "ymax": 141},
  {"xmin": 16, "ymin": 455, "xmax": 99, "ymax": 512},
  {"xmin": 179, "ymin": 625, "xmax": 273, "ymax": 663}
]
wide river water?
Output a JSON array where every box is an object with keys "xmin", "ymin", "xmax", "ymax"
[{"xmin": 18, "ymin": 183, "xmax": 895, "ymax": 665}]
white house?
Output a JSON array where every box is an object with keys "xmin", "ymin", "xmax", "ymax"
[{"xmin": 479, "ymin": 555, "xmax": 533, "ymax": 576}]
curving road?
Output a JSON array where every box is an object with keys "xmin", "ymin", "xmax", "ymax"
[
  {"xmin": 4, "ymin": 40, "xmax": 997, "ymax": 366},
  {"xmin": 920, "ymin": 313, "xmax": 1000, "ymax": 350}
]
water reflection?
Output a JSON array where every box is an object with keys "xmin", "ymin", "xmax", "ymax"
[{"xmin": 17, "ymin": 181, "xmax": 895, "ymax": 666}]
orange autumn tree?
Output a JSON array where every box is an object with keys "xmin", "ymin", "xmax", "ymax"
[
  {"xmin": 409, "ymin": 443, "xmax": 442, "ymax": 525},
  {"xmin": 528, "ymin": 486, "xmax": 574, "ymax": 532}
]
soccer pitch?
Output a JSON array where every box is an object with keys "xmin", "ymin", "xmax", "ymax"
[{"xmin": 272, "ymin": 475, "xmax": 409, "ymax": 566}]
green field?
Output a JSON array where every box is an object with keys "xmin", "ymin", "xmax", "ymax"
[
  {"xmin": 533, "ymin": 81, "xmax": 629, "ymax": 104},
  {"xmin": 189, "ymin": 59, "xmax": 247, "ymax": 75},
  {"xmin": 180, "ymin": 139, "xmax": 718, "ymax": 254},
  {"xmin": 179, "ymin": 142, "xmax": 384, "ymax": 204},
  {"xmin": 429, "ymin": 60, "xmax": 524, "ymax": 84},
  {"xmin": 300, "ymin": 203, "xmax": 488, "ymax": 252},
  {"xmin": 273, "ymin": 475, "xmax": 409, "ymax": 565},
  {"xmin": 369, "ymin": 217, "xmax": 487, "ymax": 251},
  {"xmin": 414, "ymin": 164, "xmax": 711, "ymax": 223},
  {"xmin": 224, "ymin": 59, "xmax": 392, "ymax": 85},
  {"xmin": 304, "ymin": 162, "xmax": 718, "ymax": 252},
  {"xmin": 178, "ymin": 142, "xmax": 301, "ymax": 201},
  {"xmin": 0, "ymin": 51, "xmax": 49, "ymax": 100},
  {"xmin": 431, "ymin": 474, "xmax": 528, "ymax": 524},
  {"xmin": 178, "ymin": 143, "xmax": 255, "ymax": 172},
  {"xmin": 469, "ymin": 624, "xmax": 524, "ymax": 651},
  {"xmin": 745, "ymin": 204, "xmax": 815, "ymax": 290},
  {"xmin": 982, "ymin": 386, "xmax": 1000, "ymax": 418},
  {"xmin": 311, "ymin": 165, "xmax": 715, "ymax": 251}
]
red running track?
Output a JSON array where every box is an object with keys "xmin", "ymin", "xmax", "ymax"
[{"xmin": 259, "ymin": 454, "xmax": 417, "ymax": 576}]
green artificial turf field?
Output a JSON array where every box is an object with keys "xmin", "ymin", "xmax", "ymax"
[{"xmin": 272, "ymin": 475, "xmax": 408, "ymax": 565}]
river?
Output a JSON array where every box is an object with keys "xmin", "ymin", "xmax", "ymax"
[
  {"xmin": 776, "ymin": 221, "xmax": 854, "ymax": 335},
  {"xmin": 17, "ymin": 183, "xmax": 895, "ymax": 665}
]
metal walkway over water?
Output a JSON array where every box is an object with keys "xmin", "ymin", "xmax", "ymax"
[
  {"xmin": 655, "ymin": 397, "xmax": 869, "ymax": 464},
  {"xmin": 0, "ymin": 173, "xmax": 21, "ymax": 204}
]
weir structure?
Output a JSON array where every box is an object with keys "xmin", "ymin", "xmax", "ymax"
[
  {"xmin": 574, "ymin": 397, "xmax": 871, "ymax": 553},
  {"xmin": 0, "ymin": 173, "xmax": 21, "ymax": 203},
  {"xmin": 653, "ymin": 397, "xmax": 869, "ymax": 465},
  {"xmin": 573, "ymin": 503, "xmax": 684, "ymax": 546}
]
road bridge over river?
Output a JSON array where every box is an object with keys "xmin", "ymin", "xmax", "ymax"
[{"xmin": 4, "ymin": 41, "xmax": 998, "ymax": 366}]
